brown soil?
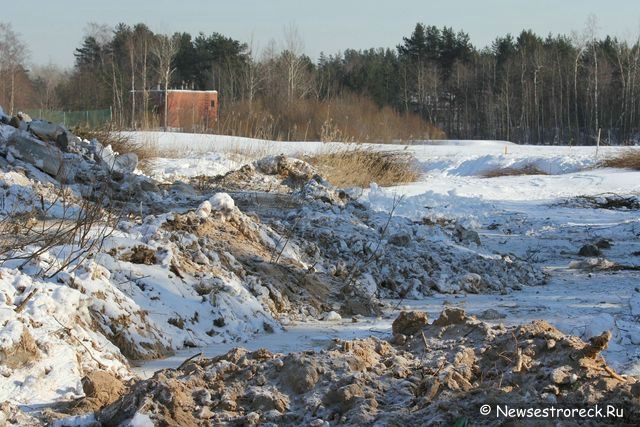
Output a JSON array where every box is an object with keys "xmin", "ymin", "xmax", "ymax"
[
  {"xmin": 84, "ymin": 308, "xmax": 639, "ymax": 426},
  {"xmin": 60, "ymin": 371, "xmax": 128, "ymax": 415},
  {"xmin": 126, "ymin": 245, "xmax": 157, "ymax": 265},
  {"xmin": 160, "ymin": 207, "xmax": 361, "ymax": 321}
]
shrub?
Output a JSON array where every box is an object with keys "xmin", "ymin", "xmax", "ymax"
[{"xmin": 0, "ymin": 186, "xmax": 119, "ymax": 278}]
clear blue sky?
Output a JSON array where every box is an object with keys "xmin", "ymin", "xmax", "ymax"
[{"xmin": 4, "ymin": 0, "xmax": 640, "ymax": 68}]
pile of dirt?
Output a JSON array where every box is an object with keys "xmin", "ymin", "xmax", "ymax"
[
  {"xmin": 162, "ymin": 161, "xmax": 548, "ymax": 321},
  {"xmin": 69, "ymin": 308, "xmax": 637, "ymax": 426},
  {"xmin": 203, "ymin": 154, "xmax": 321, "ymax": 193},
  {"xmin": 64, "ymin": 371, "xmax": 128, "ymax": 415},
  {"xmin": 138, "ymin": 200, "xmax": 344, "ymax": 323},
  {"xmin": 126, "ymin": 174, "xmax": 546, "ymax": 329}
]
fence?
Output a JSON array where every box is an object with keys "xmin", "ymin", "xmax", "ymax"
[{"xmin": 23, "ymin": 108, "xmax": 112, "ymax": 128}]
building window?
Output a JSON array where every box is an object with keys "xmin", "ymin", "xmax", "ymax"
[{"xmin": 210, "ymin": 100, "xmax": 216, "ymax": 108}]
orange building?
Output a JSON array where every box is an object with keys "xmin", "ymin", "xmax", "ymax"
[{"xmin": 157, "ymin": 90, "xmax": 218, "ymax": 131}]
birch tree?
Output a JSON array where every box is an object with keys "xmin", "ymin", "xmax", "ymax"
[
  {"xmin": 0, "ymin": 22, "xmax": 29, "ymax": 114},
  {"xmin": 281, "ymin": 24, "xmax": 313, "ymax": 102},
  {"xmin": 152, "ymin": 33, "xmax": 179, "ymax": 130}
]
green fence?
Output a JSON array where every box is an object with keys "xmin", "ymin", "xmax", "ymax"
[{"xmin": 24, "ymin": 108, "xmax": 112, "ymax": 128}]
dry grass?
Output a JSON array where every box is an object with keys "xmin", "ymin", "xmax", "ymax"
[
  {"xmin": 482, "ymin": 164, "xmax": 549, "ymax": 178},
  {"xmin": 0, "ymin": 328, "xmax": 40, "ymax": 369},
  {"xmin": 306, "ymin": 148, "xmax": 421, "ymax": 188},
  {"xmin": 218, "ymin": 94, "xmax": 445, "ymax": 143},
  {"xmin": 600, "ymin": 149, "xmax": 640, "ymax": 170}
]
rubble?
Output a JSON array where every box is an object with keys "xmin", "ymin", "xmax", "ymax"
[
  {"xmin": 77, "ymin": 309, "xmax": 638, "ymax": 426},
  {"xmin": 7, "ymin": 133, "xmax": 65, "ymax": 178},
  {"xmin": 0, "ymin": 112, "xmax": 145, "ymax": 200}
]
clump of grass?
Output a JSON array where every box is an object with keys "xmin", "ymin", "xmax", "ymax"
[
  {"xmin": 482, "ymin": 164, "xmax": 548, "ymax": 178},
  {"xmin": 600, "ymin": 149, "xmax": 640, "ymax": 170},
  {"xmin": 306, "ymin": 148, "xmax": 421, "ymax": 188}
]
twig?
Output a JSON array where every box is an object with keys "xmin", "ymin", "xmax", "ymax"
[
  {"xmin": 14, "ymin": 289, "xmax": 38, "ymax": 313},
  {"xmin": 432, "ymin": 360, "xmax": 446, "ymax": 377},
  {"xmin": 0, "ymin": 183, "xmax": 122, "ymax": 279},
  {"xmin": 271, "ymin": 215, "xmax": 302, "ymax": 264},
  {"xmin": 603, "ymin": 365, "xmax": 626, "ymax": 382},
  {"xmin": 421, "ymin": 330, "xmax": 429, "ymax": 349},
  {"xmin": 177, "ymin": 352, "xmax": 203, "ymax": 371},
  {"xmin": 116, "ymin": 274, "xmax": 151, "ymax": 286},
  {"xmin": 170, "ymin": 262, "xmax": 184, "ymax": 279},
  {"xmin": 344, "ymin": 194, "xmax": 404, "ymax": 287},
  {"xmin": 53, "ymin": 315, "xmax": 106, "ymax": 369},
  {"xmin": 513, "ymin": 348, "xmax": 524, "ymax": 373},
  {"xmin": 392, "ymin": 296, "xmax": 407, "ymax": 311}
]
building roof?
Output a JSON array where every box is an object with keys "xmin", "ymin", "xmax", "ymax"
[{"xmin": 130, "ymin": 89, "xmax": 218, "ymax": 94}]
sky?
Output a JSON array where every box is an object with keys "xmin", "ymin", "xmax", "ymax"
[{"xmin": 3, "ymin": 0, "xmax": 640, "ymax": 69}]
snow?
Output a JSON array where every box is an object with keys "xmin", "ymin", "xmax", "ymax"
[
  {"xmin": 125, "ymin": 132, "xmax": 640, "ymax": 373},
  {"xmin": 0, "ymin": 268, "xmax": 131, "ymax": 404},
  {"xmin": 167, "ymin": 135, "xmax": 636, "ymax": 364},
  {"xmin": 209, "ymin": 192, "xmax": 235, "ymax": 212},
  {"xmin": 51, "ymin": 414, "xmax": 97, "ymax": 427},
  {"xmin": 148, "ymin": 152, "xmax": 240, "ymax": 182},
  {"xmin": 128, "ymin": 412, "xmax": 155, "ymax": 426},
  {"xmin": 1, "ymin": 124, "xmax": 639, "ymax": 416}
]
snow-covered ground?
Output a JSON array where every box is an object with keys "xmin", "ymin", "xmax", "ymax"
[
  {"xmin": 1, "ymin": 123, "xmax": 638, "ymax": 422},
  {"xmin": 127, "ymin": 131, "xmax": 640, "ymax": 378}
]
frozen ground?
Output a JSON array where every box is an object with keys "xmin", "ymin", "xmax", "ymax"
[
  {"xmin": 0, "ymin": 121, "xmax": 638, "ymax": 424},
  {"xmin": 129, "ymin": 132, "xmax": 640, "ymax": 378}
]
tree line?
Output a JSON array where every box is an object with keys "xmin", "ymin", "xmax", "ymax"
[{"xmin": 2, "ymin": 19, "xmax": 640, "ymax": 144}]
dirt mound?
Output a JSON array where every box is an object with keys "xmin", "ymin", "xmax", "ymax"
[
  {"xmin": 203, "ymin": 154, "xmax": 321, "ymax": 194},
  {"xmin": 89, "ymin": 308, "xmax": 638, "ymax": 426},
  {"xmin": 52, "ymin": 371, "xmax": 129, "ymax": 416},
  {"xmin": 392, "ymin": 310, "xmax": 429, "ymax": 335},
  {"xmin": 155, "ymin": 204, "xmax": 344, "ymax": 322},
  {"xmin": 193, "ymin": 158, "xmax": 549, "ymax": 314}
]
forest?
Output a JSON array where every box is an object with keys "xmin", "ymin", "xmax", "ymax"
[{"xmin": 1, "ymin": 19, "xmax": 640, "ymax": 145}]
